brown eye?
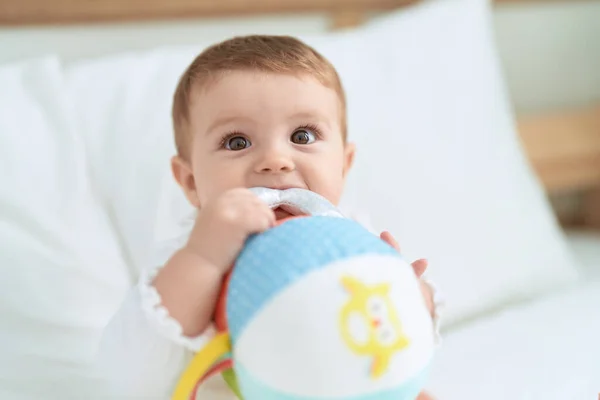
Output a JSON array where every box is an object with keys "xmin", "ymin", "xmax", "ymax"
[
  {"xmin": 291, "ymin": 129, "xmax": 316, "ymax": 145},
  {"xmin": 225, "ymin": 136, "xmax": 250, "ymax": 151}
]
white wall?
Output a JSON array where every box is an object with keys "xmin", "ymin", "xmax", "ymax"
[
  {"xmin": 493, "ymin": 0, "xmax": 600, "ymax": 113},
  {"xmin": 0, "ymin": 1, "xmax": 599, "ymax": 113},
  {"xmin": 0, "ymin": 14, "xmax": 329, "ymax": 64}
]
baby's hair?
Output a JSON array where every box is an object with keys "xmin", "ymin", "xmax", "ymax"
[{"xmin": 172, "ymin": 35, "xmax": 347, "ymax": 160}]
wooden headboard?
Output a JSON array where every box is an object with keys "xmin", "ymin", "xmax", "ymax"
[
  {"xmin": 519, "ymin": 104, "xmax": 600, "ymax": 227},
  {"xmin": 2, "ymin": 0, "xmax": 599, "ymax": 228}
]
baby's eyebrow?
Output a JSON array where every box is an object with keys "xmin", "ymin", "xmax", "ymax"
[
  {"xmin": 289, "ymin": 111, "xmax": 333, "ymax": 128},
  {"xmin": 289, "ymin": 111, "xmax": 328, "ymax": 121},
  {"xmin": 205, "ymin": 116, "xmax": 253, "ymax": 136},
  {"xmin": 204, "ymin": 111, "xmax": 334, "ymax": 136}
]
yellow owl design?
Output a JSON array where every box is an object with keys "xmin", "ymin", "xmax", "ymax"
[{"xmin": 339, "ymin": 275, "xmax": 410, "ymax": 379}]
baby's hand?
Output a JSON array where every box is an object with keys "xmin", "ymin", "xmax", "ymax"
[
  {"xmin": 380, "ymin": 231, "xmax": 428, "ymax": 277},
  {"xmin": 186, "ymin": 188, "xmax": 276, "ymax": 272},
  {"xmin": 152, "ymin": 189, "xmax": 275, "ymax": 336},
  {"xmin": 380, "ymin": 231, "xmax": 434, "ymax": 317}
]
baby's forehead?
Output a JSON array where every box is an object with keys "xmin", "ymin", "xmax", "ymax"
[
  {"xmin": 189, "ymin": 70, "xmax": 342, "ymax": 122},
  {"xmin": 192, "ymin": 70, "xmax": 337, "ymax": 99}
]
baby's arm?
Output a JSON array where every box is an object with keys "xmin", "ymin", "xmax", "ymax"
[
  {"xmin": 152, "ymin": 248, "xmax": 223, "ymax": 337},
  {"xmin": 94, "ymin": 189, "xmax": 275, "ymax": 398}
]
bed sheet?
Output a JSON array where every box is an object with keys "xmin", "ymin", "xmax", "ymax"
[{"xmin": 428, "ymin": 230, "xmax": 600, "ymax": 399}]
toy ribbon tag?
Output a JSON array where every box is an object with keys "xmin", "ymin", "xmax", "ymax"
[{"xmin": 247, "ymin": 187, "xmax": 345, "ymax": 219}]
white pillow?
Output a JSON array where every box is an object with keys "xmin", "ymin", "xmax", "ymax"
[
  {"xmin": 64, "ymin": 0, "xmax": 579, "ymax": 329},
  {"xmin": 0, "ymin": 57, "xmax": 130, "ymax": 399},
  {"xmin": 64, "ymin": 46, "xmax": 200, "ymax": 271},
  {"xmin": 340, "ymin": 0, "xmax": 580, "ymax": 327}
]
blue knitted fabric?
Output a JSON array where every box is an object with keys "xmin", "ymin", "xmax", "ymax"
[{"xmin": 226, "ymin": 216, "xmax": 400, "ymax": 343}]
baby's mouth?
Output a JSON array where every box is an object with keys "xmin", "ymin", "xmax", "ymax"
[{"xmin": 274, "ymin": 207, "xmax": 294, "ymax": 220}]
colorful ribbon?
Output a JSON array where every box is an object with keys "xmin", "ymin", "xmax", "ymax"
[{"xmin": 171, "ymin": 332, "xmax": 232, "ymax": 400}]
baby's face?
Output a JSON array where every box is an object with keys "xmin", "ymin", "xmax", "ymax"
[{"xmin": 177, "ymin": 71, "xmax": 355, "ymax": 212}]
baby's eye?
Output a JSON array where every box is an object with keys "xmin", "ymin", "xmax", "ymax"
[
  {"xmin": 225, "ymin": 136, "xmax": 251, "ymax": 151},
  {"xmin": 290, "ymin": 129, "xmax": 316, "ymax": 145}
]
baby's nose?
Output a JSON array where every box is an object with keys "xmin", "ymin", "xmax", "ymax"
[{"xmin": 256, "ymin": 154, "xmax": 294, "ymax": 173}]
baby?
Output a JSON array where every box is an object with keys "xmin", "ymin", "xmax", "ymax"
[{"xmin": 95, "ymin": 35, "xmax": 440, "ymax": 400}]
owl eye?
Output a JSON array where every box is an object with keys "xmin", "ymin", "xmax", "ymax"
[
  {"xmin": 377, "ymin": 324, "xmax": 397, "ymax": 345},
  {"xmin": 367, "ymin": 297, "xmax": 387, "ymax": 318}
]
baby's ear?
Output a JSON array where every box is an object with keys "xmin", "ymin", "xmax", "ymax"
[
  {"xmin": 171, "ymin": 155, "xmax": 201, "ymax": 208},
  {"xmin": 343, "ymin": 142, "xmax": 356, "ymax": 178}
]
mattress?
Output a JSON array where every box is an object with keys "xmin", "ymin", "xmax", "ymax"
[{"xmin": 428, "ymin": 230, "xmax": 600, "ymax": 400}]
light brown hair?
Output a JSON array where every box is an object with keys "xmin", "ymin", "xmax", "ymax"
[{"xmin": 172, "ymin": 35, "xmax": 347, "ymax": 159}]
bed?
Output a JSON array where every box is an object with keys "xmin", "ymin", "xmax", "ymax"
[
  {"xmin": 430, "ymin": 230, "xmax": 600, "ymax": 399},
  {"xmin": 0, "ymin": 0, "xmax": 599, "ymax": 399}
]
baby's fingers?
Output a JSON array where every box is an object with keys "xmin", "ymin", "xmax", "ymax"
[
  {"xmin": 380, "ymin": 231, "xmax": 400, "ymax": 251},
  {"xmin": 411, "ymin": 258, "xmax": 428, "ymax": 277},
  {"xmin": 380, "ymin": 231, "xmax": 428, "ymax": 277},
  {"xmin": 238, "ymin": 202, "xmax": 274, "ymax": 234},
  {"xmin": 253, "ymin": 205, "xmax": 276, "ymax": 231}
]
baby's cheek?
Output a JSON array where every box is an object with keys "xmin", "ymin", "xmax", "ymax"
[{"xmin": 314, "ymin": 178, "xmax": 345, "ymax": 206}]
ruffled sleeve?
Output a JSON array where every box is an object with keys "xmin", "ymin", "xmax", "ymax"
[
  {"xmin": 138, "ymin": 263, "xmax": 217, "ymax": 352},
  {"xmin": 421, "ymin": 274, "xmax": 445, "ymax": 346}
]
